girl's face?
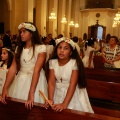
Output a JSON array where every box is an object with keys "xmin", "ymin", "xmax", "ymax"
[
  {"xmin": 57, "ymin": 41, "xmax": 72, "ymax": 60},
  {"xmin": 20, "ymin": 28, "xmax": 32, "ymax": 42},
  {"xmin": 1, "ymin": 49, "xmax": 8, "ymax": 61}
]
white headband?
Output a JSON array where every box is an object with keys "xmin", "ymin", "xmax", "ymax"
[
  {"xmin": 56, "ymin": 37, "xmax": 75, "ymax": 50},
  {"xmin": 18, "ymin": 23, "xmax": 36, "ymax": 32},
  {"xmin": 2, "ymin": 48, "xmax": 14, "ymax": 54}
]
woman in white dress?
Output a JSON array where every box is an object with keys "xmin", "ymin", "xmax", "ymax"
[
  {"xmin": 1, "ymin": 22, "xmax": 48, "ymax": 109},
  {"xmin": 82, "ymin": 39, "xmax": 95, "ymax": 68},
  {"xmin": 44, "ymin": 37, "xmax": 94, "ymax": 113}
]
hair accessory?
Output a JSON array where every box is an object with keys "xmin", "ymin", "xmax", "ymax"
[
  {"xmin": 56, "ymin": 37, "xmax": 75, "ymax": 50},
  {"xmin": 2, "ymin": 47, "xmax": 14, "ymax": 54},
  {"xmin": 18, "ymin": 23, "xmax": 36, "ymax": 32}
]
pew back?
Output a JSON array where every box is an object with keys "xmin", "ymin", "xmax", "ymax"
[
  {"xmin": 0, "ymin": 98, "xmax": 119, "ymax": 120},
  {"xmin": 85, "ymin": 68, "xmax": 120, "ymax": 118}
]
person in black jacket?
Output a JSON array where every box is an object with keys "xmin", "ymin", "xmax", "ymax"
[
  {"xmin": 2, "ymin": 30, "xmax": 12, "ymax": 48},
  {"xmin": 48, "ymin": 33, "xmax": 55, "ymax": 47}
]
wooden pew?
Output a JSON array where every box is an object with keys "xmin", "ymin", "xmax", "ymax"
[
  {"xmin": 0, "ymin": 97, "xmax": 120, "ymax": 120},
  {"xmin": 93, "ymin": 56, "xmax": 104, "ymax": 69},
  {"xmin": 85, "ymin": 68, "xmax": 120, "ymax": 118},
  {"xmin": 87, "ymin": 79, "xmax": 120, "ymax": 102},
  {"xmin": 93, "ymin": 55, "xmax": 120, "ymax": 70},
  {"xmin": 85, "ymin": 68, "xmax": 120, "ymax": 83}
]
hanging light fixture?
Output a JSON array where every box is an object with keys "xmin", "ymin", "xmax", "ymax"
[
  {"xmin": 61, "ymin": 15, "xmax": 67, "ymax": 24},
  {"xmin": 112, "ymin": 21, "xmax": 117, "ymax": 27},
  {"xmin": 69, "ymin": 20, "xmax": 74, "ymax": 27},
  {"xmin": 112, "ymin": 11, "xmax": 120, "ymax": 27},
  {"xmin": 49, "ymin": 9, "xmax": 56, "ymax": 22},
  {"xmin": 74, "ymin": 22, "xmax": 79, "ymax": 28}
]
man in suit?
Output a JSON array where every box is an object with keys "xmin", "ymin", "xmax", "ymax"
[
  {"xmin": 48, "ymin": 33, "xmax": 55, "ymax": 47},
  {"xmin": 2, "ymin": 30, "xmax": 12, "ymax": 48}
]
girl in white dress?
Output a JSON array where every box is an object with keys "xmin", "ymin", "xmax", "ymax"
[
  {"xmin": 82, "ymin": 39, "xmax": 95, "ymax": 68},
  {"xmin": 0, "ymin": 47, "xmax": 14, "ymax": 94},
  {"xmin": 1, "ymin": 22, "xmax": 48, "ymax": 109},
  {"xmin": 42, "ymin": 36, "xmax": 54, "ymax": 62},
  {"xmin": 45, "ymin": 37, "xmax": 94, "ymax": 113}
]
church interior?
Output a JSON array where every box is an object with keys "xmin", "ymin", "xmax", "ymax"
[
  {"xmin": 0, "ymin": 0, "xmax": 120, "ymax": 120},
  {"xmin": 0, "ymin": 0, "xmax": 120, "ymax": 39}
]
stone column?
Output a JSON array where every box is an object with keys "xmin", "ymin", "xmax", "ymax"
[{"xmin": 36, "ymin": 0, "xmax": 47, "ymax": 36}]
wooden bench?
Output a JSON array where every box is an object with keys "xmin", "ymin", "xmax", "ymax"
[
  {"xmin": 93, "ymin": 55, "xmax": 104, "ymax": 69},
  {"xmin": 85, "ymin": 68, "xmax": 120, "ymax": 118},
  {"xmin": 0, "ymin": 97, "xmax": 120, "ymax": 120},
  {"xmin": 85, "ymin": 68, "xmax": 120, "ymax": 83}
]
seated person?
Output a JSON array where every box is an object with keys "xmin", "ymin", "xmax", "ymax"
[{"xmin": 102, "ymin": 36, "xmax": 120, "ymax": 69}]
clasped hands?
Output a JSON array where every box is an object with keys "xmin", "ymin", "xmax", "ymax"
[
  {"xmin": 106, "ymin": 59, "xmax": 114, "ymax": 64},
  {"xmin": 43, "ymin": 100, "xmax": 67, "ymax": 112}
]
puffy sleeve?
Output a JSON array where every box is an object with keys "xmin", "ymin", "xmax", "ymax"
[
  {"xmin": 73, "ymin": 60, "xmax": 78, "ymax": 70},
  {"xmin": 49, "ymin": 60, "xmax": 53, "ymax": 69},
  {"xmin": 15, "ymin": 46, "xmax": 18, "ymax": 53},
  {"xmin": 36, "ymin": 45, "xmax": 46, "ymax": 53}
]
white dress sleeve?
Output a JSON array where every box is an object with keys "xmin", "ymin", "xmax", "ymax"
[
  {"xmin": 73, "ymin": 60, "xmax": 78, "ymax": 70},
  {"xmin": 36, "ymin": 45, "xmax": 46, "ymax": 53},
  {"xmin": 49, "ymin": 60, "xmax": 53, "ymax": 69},
  {"xmin": 15, "ymin": 46, "xmax": 18, "ymax": 53}
]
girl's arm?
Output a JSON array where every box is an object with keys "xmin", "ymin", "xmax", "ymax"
[
  {"xmin": 48, "ymin": 69, "xmax": 56, "ymax": 101},
  {"xmin": 43, "ymin": 63, "xmax": 56, "ymax": 109},
  {"xmin": 88, "ymin": 51, "xmax": 94, "ymax": 68},
  {"xmin": 1, "ymin": 56, "xmax": 17, "ymax": 104},
  {"xmin": 25, "ymin": 52, "xmax": 46, "ymax": 109},
  {"xmin": 53, "ymin": 70, "xmax": 78, "ymax": 111}
]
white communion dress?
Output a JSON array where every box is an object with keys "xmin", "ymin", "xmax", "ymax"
[
  {"xmin": 49, "ymin": 59, "xmax": 94, "ymax": 113},
  {"xmin": 82, "ymin": 46, "xmax": 95, "ymax": 68},
  {"xmin": 0, "ymin": 63, "xmax": 8, "ymax": 95},
  {"xmin": 8, "ymin": 45, "xmax": 48, "ymax": 103}
]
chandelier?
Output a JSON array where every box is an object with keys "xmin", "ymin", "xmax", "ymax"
[
  {"xmin": 74, "ymin": 23, "xmax": 79, "ymax": 28},
  {"xmin": 49, "ymin": 9, "xmax": 56, "ymax": 22},
  {"xmin": 61, "ymin": 15, "xmax": 67, "ymax": 24},
  {"xmin": 112, "ymin": 11, "xmax": 120, "ymax": 27},
  {"xmin": 69, "ymin": 20, "xmax": 74, "ymax": 27}
]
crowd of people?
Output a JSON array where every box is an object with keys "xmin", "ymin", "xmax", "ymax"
[{"xmin": 0, "ymin": 22, "xmax": 120, "ymax": 113}]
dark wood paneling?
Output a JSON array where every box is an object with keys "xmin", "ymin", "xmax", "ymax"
[{"xmin": 86, "ymin": 0, "xmax": 113, "ymax": 8}]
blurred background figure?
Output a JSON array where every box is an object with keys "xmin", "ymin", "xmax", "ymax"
[
  {"xmin": 72, "ymin": 36, "xmax": 81, "ymax": 56},
  {"xmin": 48, "ymin": 33, "xmax": 55, "ymax": 47},
  {"xmin": 42, "ymin": 36, "xmax": 54, "ymax": 62},
  {"xmin": 0, "ymin": 35, "xmax": 3, "ymax": 60},
  {"xmin": 57, "ymin": 34, "xmax": 63, "ymax": 39},
  {"xmin": 82, "ymin": 39, "xmax": 95, "ymax": 68},
  {"xmin": 102, "ymin": 36, "xmax": 120, "ymax": 69},
  {"xmin": 2, "ymin": 30, "xmax": 12, "ymax": 48}
]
